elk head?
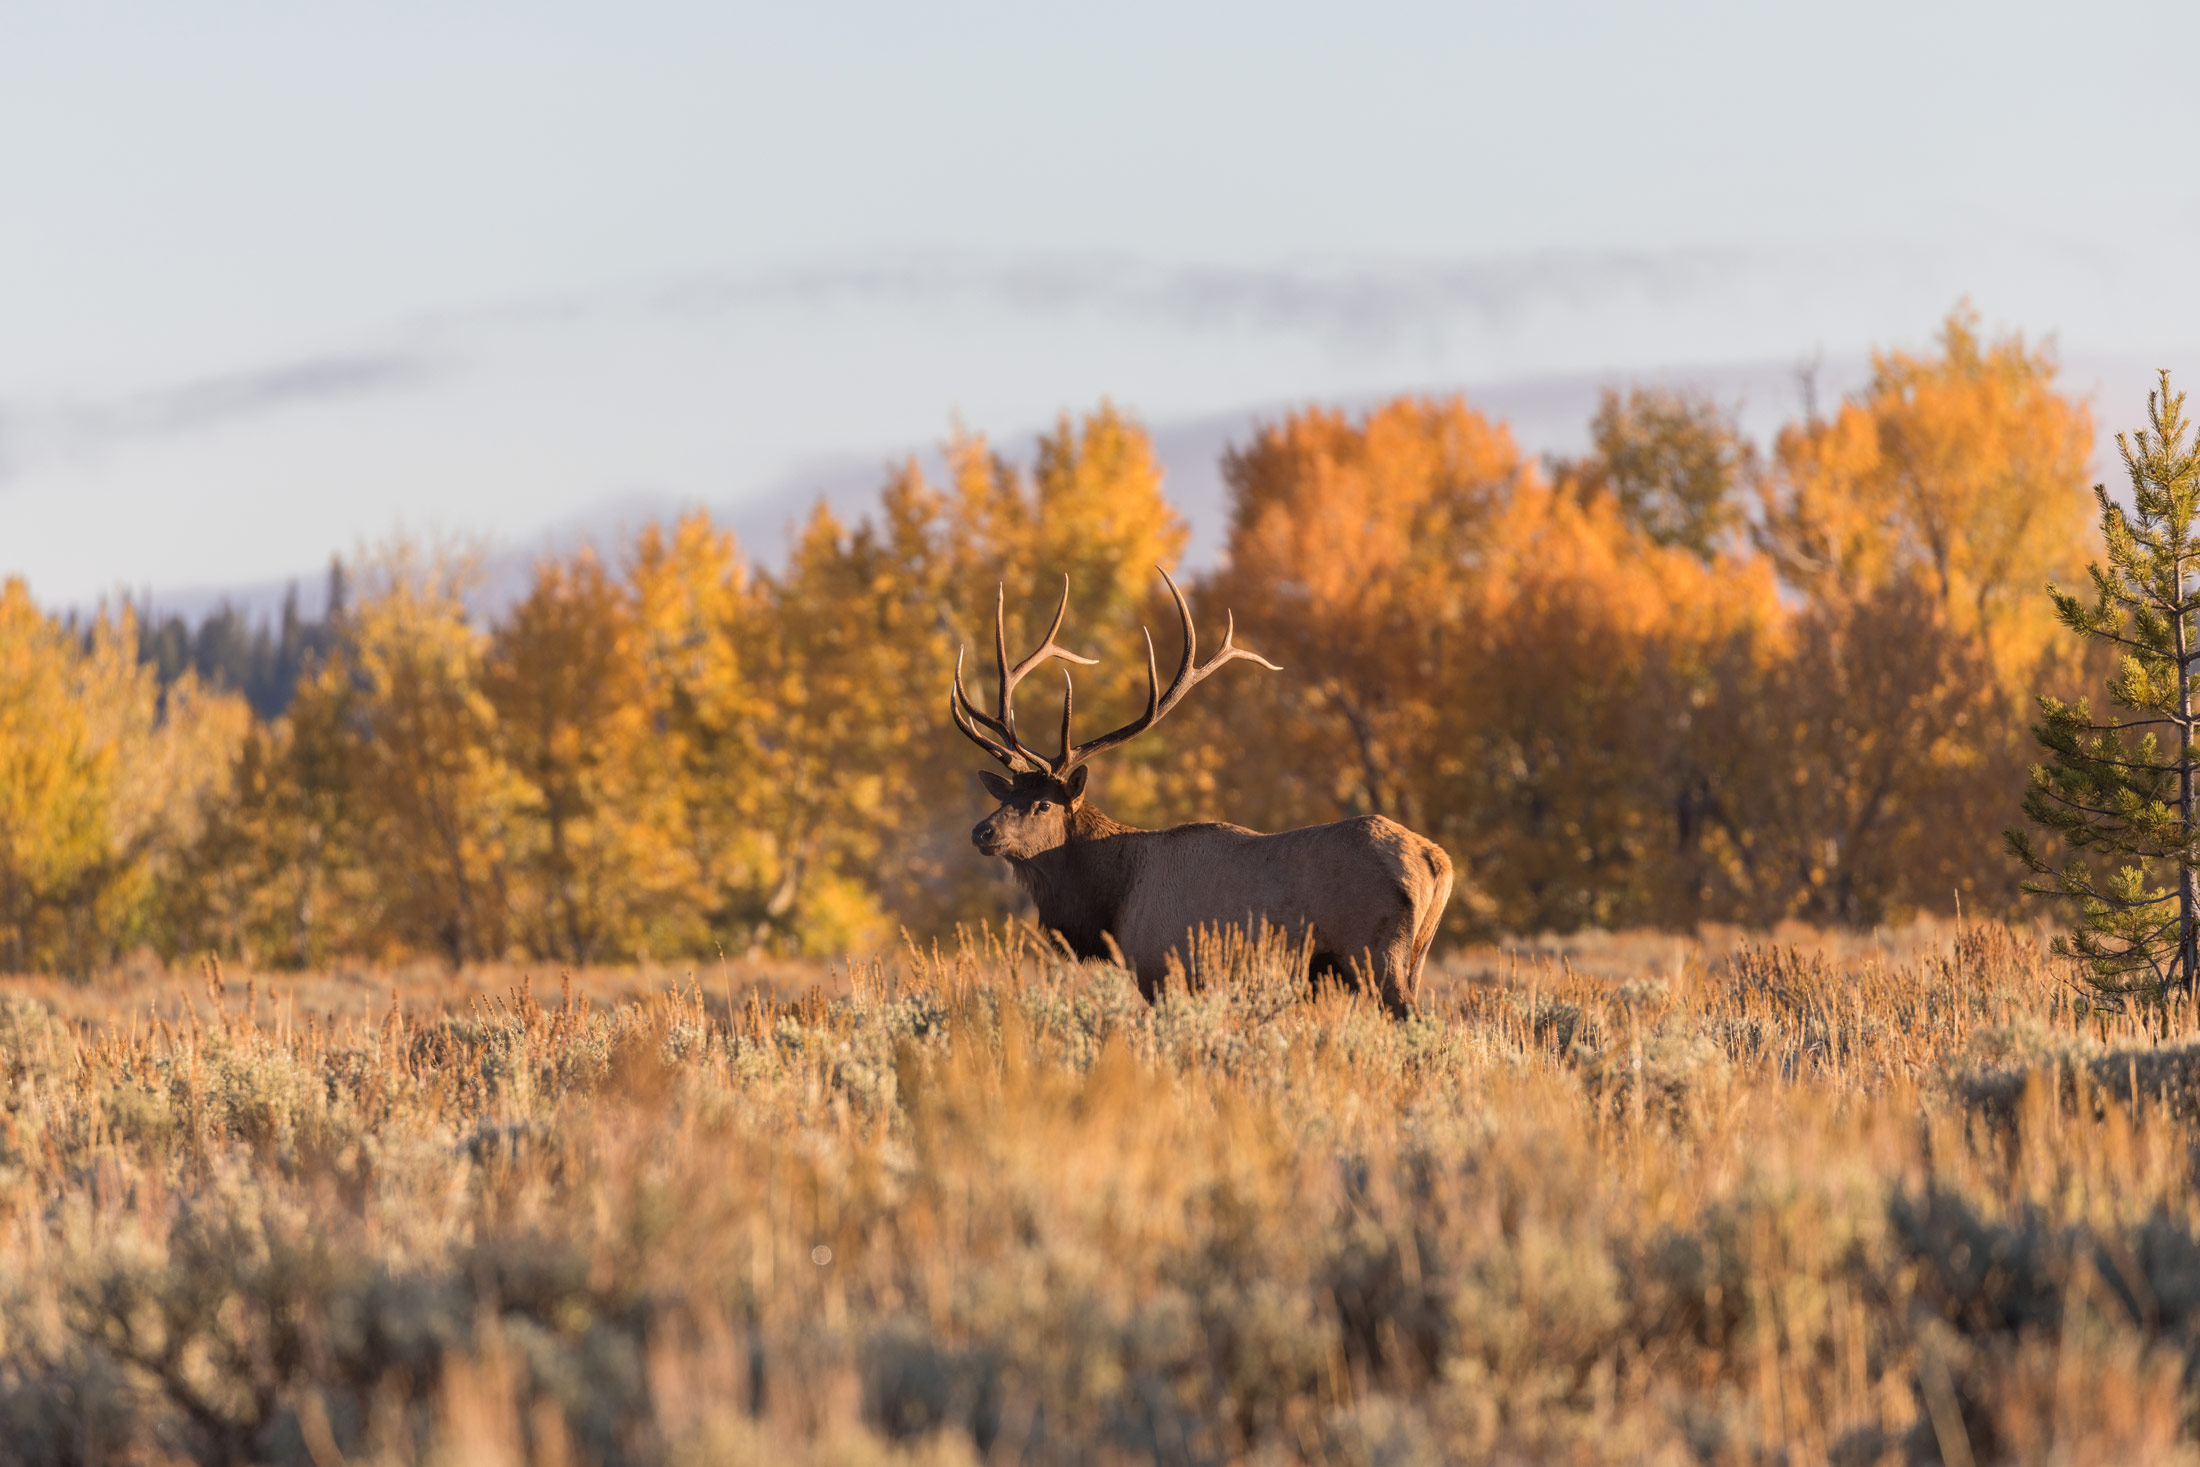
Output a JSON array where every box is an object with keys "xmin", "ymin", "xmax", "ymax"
[{"xmin": 953, "ymin": 569, "xmax": 1279, "ymax": 859}]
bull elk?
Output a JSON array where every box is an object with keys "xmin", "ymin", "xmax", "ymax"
[{"xmin": 952, "ymin": 570, "xmax": 1453, "ymax": 1015}]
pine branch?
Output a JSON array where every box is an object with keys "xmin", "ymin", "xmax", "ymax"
[
  {"xmin": 2029, "ymin": 788, "xmax": 2166, "ymax": 828},
  {"xmin": 2075, "ymin": 627, "xmax": 2166, "ymax": 657},
  {"xmin": 2045, "ymin": 749, "xmax": 2180, "ymax": 775}
]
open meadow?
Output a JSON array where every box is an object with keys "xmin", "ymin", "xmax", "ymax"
[
  {"xmin": 19, "ymin": 5, "xmax": 2200, "ymax": 1463},
  {"xmin": 5, "ymin": 922, "xmax": 2200, "ymax": 1465}
]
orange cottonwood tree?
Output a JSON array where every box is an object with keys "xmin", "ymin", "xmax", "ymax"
[
  {"xmin": 1202, "ymin": 397, "xmax": 1530, "ymax": 837},
  {"xmin": 1743, "ymin": 306, "xmax": 2092, "ymax": 921},
  {"xmin": 1758, "ymin": 304, "xmax": 2094, "ymax": 675},
  {"xmin": 1434, "ymin": 489, "xmax": 1782, "ymax": 932}
]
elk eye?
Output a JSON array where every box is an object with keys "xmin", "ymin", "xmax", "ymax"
[{"xmin": 1032, "ymin": 800, "xmax": 1052, "ymax": 811}]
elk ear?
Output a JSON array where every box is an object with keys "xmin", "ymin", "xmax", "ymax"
[
  {"xmin": 1064, "ymin": 766, "xmax": 1089, "ymax": 806},
  {"xmin": 977, "ymin": 770, "xmax": 1017, "ymax": 802}
]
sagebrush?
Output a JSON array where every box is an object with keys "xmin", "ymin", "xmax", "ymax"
[{"xmin": 2, "ymin": 922, "xmax": 2198, "ymax": 1463}]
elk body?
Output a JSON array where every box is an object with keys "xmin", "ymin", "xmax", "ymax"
[{"xmin": 953, "ymin": 572, "xmax": 1453, "ymax": 1015}]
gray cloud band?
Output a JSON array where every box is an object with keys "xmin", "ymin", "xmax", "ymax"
[
  {"xmin": 0, "ymin": 241, "xmax": 1962, "ymax": 486},
  {"xmin": 0, "ymin": 352, "xmax": 438, "ymax": 485},
  {"xmin": 634, "ymin": 249, "xmax": 1764, "ymax": 347}
]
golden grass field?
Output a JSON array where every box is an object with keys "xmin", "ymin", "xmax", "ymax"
[{"xmin": 5, "ymin": 921, "xmax": 2200, "ymax": 1465}]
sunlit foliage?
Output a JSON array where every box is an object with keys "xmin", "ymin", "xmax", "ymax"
[
  {"xmin": 0, "ymin": 580, "xmax": 247, "ymax": 973},
  {"xmin": 1200, "ymin": 396, "xmax": 1527, "ymax": 832},
  {"xmin": 0, "ymin": 307, "xmax": 2108, "ymax": 971},
  {"xmin": 1758, "ymin": 304, "xmax": 2094, "ymax": 674},
  {"xmin": 1555, "ymin": 385, "xmax": 1752, "ymax": 558}
]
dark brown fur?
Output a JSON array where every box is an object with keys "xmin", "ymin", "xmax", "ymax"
[{"xmin": 973, "ymin": 770, "xmax": 1452, "ymax": 1014}]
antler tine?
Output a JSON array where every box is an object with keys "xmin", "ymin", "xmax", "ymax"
[
  {"xmin": 1156, "ymin": 567, "xmax": 1201, "ymax": 695},
  {"xmin": 1136, "ymin": 625, "xmax": 1163, "ymax": 724},
  {"xmin": 952, "ymin": 648, "xmax": 1038, "ymax": 770},
  {"xmin": 1212, "ymin": 606, "xmax": 1283, "ymax": 675},
  {"xmin": 953, "ymin": 643, "xmax": 1017, "ymax": 742},
  {"xmin": 992, "ymin": 585, "xmax": 1012, "ymax": 728},
  {"xmin": 1161, "ymin": 569, "xmax": 1279, "ymax": 680},
  {"xmin": 951, "ymin": 577, "xmax": 1098, "ymax": 773},
  {"xmin": 1056, "ymin": 567, "xmax": 1279, "ymax": 773},
  {"xmin": 1056, "ymin": 669, "xmax": 1075, "ymax": 765},
  {"xmin": 993, "ymin": 576, "xmax": 1097, "ymax": 745}
]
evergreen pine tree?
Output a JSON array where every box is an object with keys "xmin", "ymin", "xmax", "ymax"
[{"xmin": 2010, "ymin": 371, "xmax": 2200, "ymax": 1004}]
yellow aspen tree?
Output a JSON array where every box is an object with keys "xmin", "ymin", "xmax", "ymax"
[
  {"xmin": 0, "ymin": 582, "xmax": 124, "ymax": 972},
  {"xmin": 1017, "ymin": 405, "xmax": 1190, "ymax": 825},
  {"xmin": 236, "ymin": 656, "xmax": 383, "ymax": 965},
  {"xmin": 747, "ymin": 507, "xmax": 915, "ymax": 953},
  {"xmin": 486, "ymin": 550, "xmax": 681, "ymax": 962},
  {"xmin": 831, "ymin": 405, "xmax": 1190, "ymax": 937},
  {"xmin": 0, "ymin": 584, "xmax": 246, "ymax": 972},
  {"xmin": 629, "ymin": 512, "xmax": 775, "ymax": 953},
  {"xmin": 331, "ymin": 544, "xmax": 515, "ymax": 964},
  {"xmin": 168, "ymin": 721, "xmax": 323, "ymax": 966}
]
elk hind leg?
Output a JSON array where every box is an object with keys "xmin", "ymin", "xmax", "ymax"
[
  {"xmin": 1366, "ymin": 918, "xmax": 1422, "ymax": 1019},
  {"xmin": 1324, "ymin": 903, "xmax": 1421, "ymax": 1019}
]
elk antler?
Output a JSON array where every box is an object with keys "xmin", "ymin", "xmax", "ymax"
[
  {"xmin": 950, "ymin": 576, "xmax": 1097, "ymax": 773},
  {"xmin": 1053, "ymin": 568, "xmax": 1279, "ymax": 774},
  {"xmin": 948, "ymin": 569, "xmax": 1279, "ymax": 777}
]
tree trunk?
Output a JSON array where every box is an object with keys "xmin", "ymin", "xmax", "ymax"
[
  {"xmin": 2182, "ymin": 570, "xmax": 2198, "ymax": 1007},
  {"xmin": 1321, "ymin": 679, "xmax": 1393, "ymax": 819}
]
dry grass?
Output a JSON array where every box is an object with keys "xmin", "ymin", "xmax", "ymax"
[{"xmin": 3, "ymin": 921, "xmax": 2198, "ymax": 1464}]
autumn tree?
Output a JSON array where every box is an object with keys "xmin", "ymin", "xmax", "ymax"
[
  {"xmin": 1710, "ymin": 305, "xmax": 2098, "ymax": 930},
  {"xmin": 1731, "ymin": 581, "xmax": 2019, "ymax": 925},
  {"xmin": 169, "ymin": 721, "xmax": 333, "ymax": 966},
  {"xmin": 1202, "ymin": 397, "xmax": 1529, "ymax": 835},
  {"xmin": 0, "ymin": 584, "xmax": 134, "ymax": 972},
  {"xmin": 766, "ymin": 404, "xmax": 1191, "ymax": 940},
  {"xmin": 0, "ymin": 583, "xmax": 247, "ymax": 973},
  {"xmin": 1758, "ymin": 304, "xmax": 2094, "ymax": 673},
  {"xmin": 1007, "ymin": 406, "xmax": 1190, "ymax": 822},
  {"xmin": 1556, "ymin": 386, "xmax": 1750, "ymax": 559},
  {"xmin": 738, "ymin": 505, "xmax": 928, "ymax": 953},
  {"xmin": 486, "ymin": 551, "xmax": 683, "ymax": 962},
  {"xmin": 628, "ymin": 513, "xmax": 776, "ymax": 953},
  {"xmin": 1429, "ymin": 488, "xmax": 1782, "ymax": 932},
  {"xmin": 297, "ymin": 544, "xmax": 515, "ymax": 964},
  {"xmin": 2012, "ymin": 373, "xmax": 2200, "ymax": 1004}
]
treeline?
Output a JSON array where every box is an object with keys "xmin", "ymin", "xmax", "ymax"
[
  {"xmin": 134, "ymin": 567, "xmax": 346, "ymax": 719},
  {"xmin": 0, "ymin": 309, "xmax": 2099, "ymax": 973}
]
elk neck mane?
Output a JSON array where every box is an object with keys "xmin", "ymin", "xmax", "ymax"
[{"xmin": 1005, "ymin": 804, "xmax": 1148, "ymax": 960}]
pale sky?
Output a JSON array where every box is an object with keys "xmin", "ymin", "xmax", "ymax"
[{"xmin": 6, "ymin": 1, "xmax": 2200, "ymax": 608}]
